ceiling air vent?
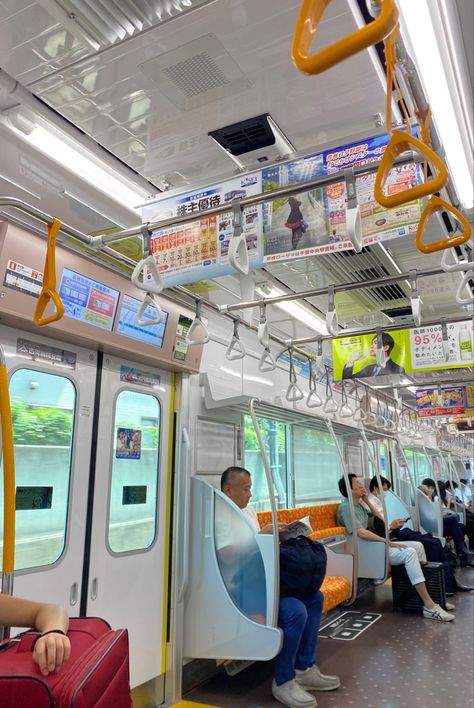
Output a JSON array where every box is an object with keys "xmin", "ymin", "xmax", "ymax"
[
  {"xmin": 358, "ymin": 266, "xmax": 406, "ymax": 302},
  {"xmin": 208, "ymin": 114, "xmax": 295, "ymax": 169},
  {"xmin": 209, "ymin": 114, "xmax": 276, "ymax": 156}
]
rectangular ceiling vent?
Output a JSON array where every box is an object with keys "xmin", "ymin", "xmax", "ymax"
[
  {"xmin": 208, "ymin": 114, "xmax": 296, "ymax": 169},
  {"xmin": 50, "ymin": 0, "xmax": 211, "ymax": 49},
  {"xmin": 209, "ymin": 114, "xmax": 276, "ymax": 156},
  {"xmin": 138, "ymin": 34, "xmax": 250, "ymax": 111}
]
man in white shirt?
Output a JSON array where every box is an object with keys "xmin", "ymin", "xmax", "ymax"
[{"xmin": 221, "ymin": 466, "xmax": 340, "ymax": 708}]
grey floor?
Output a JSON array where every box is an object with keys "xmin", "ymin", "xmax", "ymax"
[{"xmin": 184, "ymin": 567, "xmax": 474, "ymax": 708}]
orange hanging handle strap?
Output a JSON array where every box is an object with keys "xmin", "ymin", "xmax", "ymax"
[
  {"xmin": 292, "ymin": 0, "xmax": 399, "ymax": 75},
  {"xmin": 415, "ymin": 196, "xmax": 472, "ymax": 254},
  {"xmin": 383, "ymin": 24, "xmax": 411, "ymax": 135},
  {"xmin": 33, "ymin": 217, "xmax": 65, "ymax": 327},
  {"xmin": 0, "ymin": 346, "xmax": 15, "ymax": 576}
]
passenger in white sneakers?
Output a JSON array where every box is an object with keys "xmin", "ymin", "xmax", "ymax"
[
  {"xmin": 221, "ymin": 466, "xmax": 340, "ymax": 708},
  {"xmin": 336, "ymin": 474, "xmax": 455, "ymax": 622}
]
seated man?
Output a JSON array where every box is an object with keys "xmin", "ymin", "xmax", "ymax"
[
  {"xmin": 336, "ymin": 474, "xmax": 454, "ymax": 622},
  {"xmin": 221, "ymin": 466, "xmax": 340, "ymax": 708},
  {"xmin": 421, "ymin": 478, "xmax": 474, "ymax": 567},
  {"xmin": 0, "ymin": 593, "xmax": 70, "ymax": 675}
]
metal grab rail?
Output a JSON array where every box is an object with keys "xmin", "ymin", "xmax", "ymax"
[
  {"xmin": 291, "ymin": 0, "xmax": 398, "ymax": 76},
  {"xmin": 177, "ymin": 427, "xmax": 191, "ymax": 602},
  {"xmin": 326, "ymin": 419, "xmax": 358, "ymax": 604},
  {"xmin": 391, "ymin": 438, "xmax": 420, "ymax": 531},
  {"xmin": 248, "ymin": 399, "xmax": 280, "ymax": 627},
  {"xmin": 33, "ymin": 217, "xmax": 65, "ymax": 326},
  {"xmin": 361, "ymin": 431, "xmax": 390, "ymax": 584},
  {"xmin": 0, "ymin": 346, "xmax": 15, "ymax": 641}
]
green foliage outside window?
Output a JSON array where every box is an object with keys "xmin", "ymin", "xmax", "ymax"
[{"xmin": 11, "ymin": 400, "xmax": 73, "ymax": 446}]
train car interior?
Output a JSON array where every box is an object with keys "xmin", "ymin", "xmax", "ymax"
[{"xmin": 0, "ymin": 1, "xmax": 473, "ymax": 706}]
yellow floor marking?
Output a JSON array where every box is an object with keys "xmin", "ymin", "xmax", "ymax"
[{"xmin": 172, "ymin": 702, "xmax": 222, "ymax": 708}]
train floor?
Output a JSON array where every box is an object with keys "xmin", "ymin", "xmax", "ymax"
[{"xmin": 184, "ymin": 567, "xmax": 474, "ymax": 708}]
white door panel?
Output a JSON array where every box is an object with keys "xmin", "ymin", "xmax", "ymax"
[
  {"xmin": 0, "ymin": 324, "xmax": 96, "ymax": 614},
  {"xmin": 86, "ymin": 354, "xmax": 171, "ymax": 691}
]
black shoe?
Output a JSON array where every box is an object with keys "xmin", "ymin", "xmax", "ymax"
[
  {"xmin": 454, "ymin": 581, "xmax": 474, "ymax": 592},
  {"xmin": 460, "ymin": 558, "xmax": 474, "ymax": 568}
]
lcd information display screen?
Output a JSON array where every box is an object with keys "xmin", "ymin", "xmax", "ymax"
[
  {"xmin": 16, "ymin": 486, "xmax": 53, "ymax": 510},
  {"xmin": 59, "ymin": 268, "xmax": 120, "ymax": 331},
  {"xmin": 116, "ymin": 295, "xmax": 168, "ymax": 348},
  {"xmin": 122, "ymin": 485, "xmax": 147, "ymax": 505}
]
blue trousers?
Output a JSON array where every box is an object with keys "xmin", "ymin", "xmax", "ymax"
[{"xmin": 275, "ymin": 590, "xmax": 323, "ymax": 686}]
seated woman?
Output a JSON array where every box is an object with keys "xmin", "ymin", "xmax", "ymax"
[
  {"xmin": 421, "ymin": 478, "xmax": 474, "ymax": 567},
  {"xmin": 0, "ymin": 594, "xmax": 70, "ymax": 676}
]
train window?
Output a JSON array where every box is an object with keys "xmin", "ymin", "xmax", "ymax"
[
  {"xmin": 243, "ymin": 415, "xmax": 287, "ymax": 510},
  {"xmin": 108, "ymin": 390, "xmax": 161, "ymax": 553},
  {"xmin": 0, "ymin": 369, "xmax": 76, "ymax": 570},
  {"xmin": 404, "ymin": 448, "xmax": 431, "ymax": 487},
  {"xmin": 293, "ymin": 426, "xmax": 343, "ymax": 504}
]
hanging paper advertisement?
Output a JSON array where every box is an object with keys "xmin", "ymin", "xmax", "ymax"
[
  {"xmin": 416, "ymin": 387, "xmax": 466, "ymax": 418},
  {"xmin": 139, "ymin": 134, "xmax": 424, "ymax": 285},
  {"xmin": 140, "ymin": 173, "xmax": 264, "ymax": 288},
  {"xmin": 261, "ymin": 134, "xmax": 424, "ymax": 265},
  {"xmin": 332, "ymin": 320, "xmax": 473, "ymax": 380}
]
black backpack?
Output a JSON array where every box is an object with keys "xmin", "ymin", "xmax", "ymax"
[{"xmin": 279, "ymin": 536, "xmax": 327, "ymax": 597}]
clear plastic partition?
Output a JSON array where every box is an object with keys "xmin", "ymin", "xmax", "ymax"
[
  {"xmin": 416, "ymin": 488, "xmax": 443, "ymax": 538},
  {"xmin": 384, "ymin": 490, "xmax": 414, "ymax": 530},
  {"xmin": 214, "ymin": 494, "xmax": 267, "ymax": 623}
]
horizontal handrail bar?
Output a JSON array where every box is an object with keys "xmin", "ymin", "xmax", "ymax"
[
  {"xmin": 219, "ymin": 265, "xmax": 457, "ymax": 313},
  {"xmin": 287, "ymin": 314, "xmax": 471, "ymax": 346},
  {"xmin": 0, "ymin": 197, "xmax": 93, "ymax": 246},
  {"xmin": 97, "ymin": 154, "xmax": 419, "ymax": 246}
]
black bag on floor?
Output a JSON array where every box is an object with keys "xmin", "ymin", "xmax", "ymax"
[
  {"xmin": 279, "ymin": 536, "xmax": 327, "ymax": 598},
  {"xmin": 392, "ymin": 561, "xmax": 447, "ymax": 613}
]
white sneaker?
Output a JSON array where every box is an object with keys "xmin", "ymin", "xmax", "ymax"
[
  {"xmin": 296, "ymin": 665, "xmax": 341, "ymax": 691},
  {"xmin": 445, "ymin": 602, "xmax": 455, "ymax": 611},
  {"xmin": 423, "ymin": 604, "xmax": 455, "ymax": 622},
  {"xmin": 272, "ymin": 678, "xmax": 317, "ymax": 708}
]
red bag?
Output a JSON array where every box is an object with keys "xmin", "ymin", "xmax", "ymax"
[{"xmin": 0, "ymin": 617, "xmax": 132, "ymax": 707}]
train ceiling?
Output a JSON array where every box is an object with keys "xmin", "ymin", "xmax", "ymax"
[{"xmin": 0, "ymin": 0, "xmax": 472, "ymax": 401}]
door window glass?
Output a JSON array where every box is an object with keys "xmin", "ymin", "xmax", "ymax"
[
  {"xmin": 108, "ymin": 390, "xmax": 161, "ymax": 553},
  {"xmin": 0, "ymin": 369, "xmax": 76, "ymax": 570}
]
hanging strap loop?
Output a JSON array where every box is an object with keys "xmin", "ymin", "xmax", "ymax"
[
  {"xmin": 344, "ymin": 168, "xmax": 363, "ymax": 252},
  {"xmin": 307, "ymin": 360, "xmax": 323, "ymax": 408},
  {"xmin": 415, "ymin": 196, "xmax": 472, "ymax": 254},
  {"xmin": 257, "ymin": 303, "xmax": 270, "ymax": 348},
  {"xmin": 456, "ymin": 269, "xmax": 474, "ymax": 306},
  {"xmin": 409, "ymin": 269, "xmax": 422, "ymax": 327},
  {"xmin": 186, "ymin": 300, "xmax": 210, "ymax": 346},
  {"xmin": 375, "ymin": 329, "xmax": 386, "ymax": 368},
  {"xmin": 226, "ymin": 318, "xmax": 246, "ymax": 360},
  {"xmin": 131, "ymin": 254, "xmax": 164, "ymax": 295},
  {"xmin": 259, "ymin": 345, "xmax": 277, "ymax": 372},
  {"xmin": 228, "ymin": 199, "xmax": 249, "ymax": 275},
  {"xmin": 323, "ymin": 365, "xmax": 338, "ymax": 413},
  {"xmin": 135, "ymin": 292, "xmax": 162, "ymax": 327},
  {"xmin": 34, "ymin": 217, "xmax": 65, "ymax": 327},
  {"xmin": 326, "ymin": 285, "xmax": 339, "ymax": 336}
]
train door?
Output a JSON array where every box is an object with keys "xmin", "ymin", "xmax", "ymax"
[
  {"xmin": 85, "ymin": 354, "xmax": 173, "ymax": 697},
  {"xmin": 0, "ymin": 323, "xmax": 96, "ymax": 613}
]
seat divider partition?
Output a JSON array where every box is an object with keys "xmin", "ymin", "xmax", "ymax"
[{"xmin": 361, "ymin": 431, "xmax": 390, "ymax": 584}]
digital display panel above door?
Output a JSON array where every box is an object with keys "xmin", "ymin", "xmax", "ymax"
[
  {"xmin": 59, "ymin": 267, "xmax": 120, "ymax": 331},
  {"xmin": 116, "ymin": 294, "xmax": 168, "ymax": 348}
]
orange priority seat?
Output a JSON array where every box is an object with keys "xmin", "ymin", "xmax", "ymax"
[
  {"xmin": 256, "ymin": 504, "xmax": 350, "ymax": 612},
  {"xmin": 320, "ymin": 576, "xmax": 351, "ymax": 612},
  {"xmin": 257, "ymin": 503, "xmax": 346, "ymax": 541}
]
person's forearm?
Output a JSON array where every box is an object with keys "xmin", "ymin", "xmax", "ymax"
[
  {"xmin": 34, "ymin": 604, "xmax": 69, "ymax": 635},
  {"xmin": 357, "ymin": 527, "xmax": 386, "ymax": 543}
]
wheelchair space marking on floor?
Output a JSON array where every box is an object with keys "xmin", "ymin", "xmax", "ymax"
[{"xmin": 318, "ymin": 610, "xmax": 382, "ymax": 641}]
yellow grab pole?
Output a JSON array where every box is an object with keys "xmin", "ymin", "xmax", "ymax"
[{"xmin": 0, "ymin": 345, "xmax": 15, "ymax": 603}]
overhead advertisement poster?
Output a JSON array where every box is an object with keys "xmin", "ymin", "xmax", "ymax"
[
  {"xmin": 261, "ymin": 134, "xmax": 423, "ymax": 264},
  {"xmin": 416, "ymin": 387, "xmax": 466, "ymax": 418},
  {"xmin": 332, "ymin": 321, "xmax": 473, "ymax": 380},
  {"xmin": 141, "ymin": 173, "xmax": 263, "ymax": 288},
  {"xmin": 140, "ymin": 135, "xmax": 423, "ymax": 286}
]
